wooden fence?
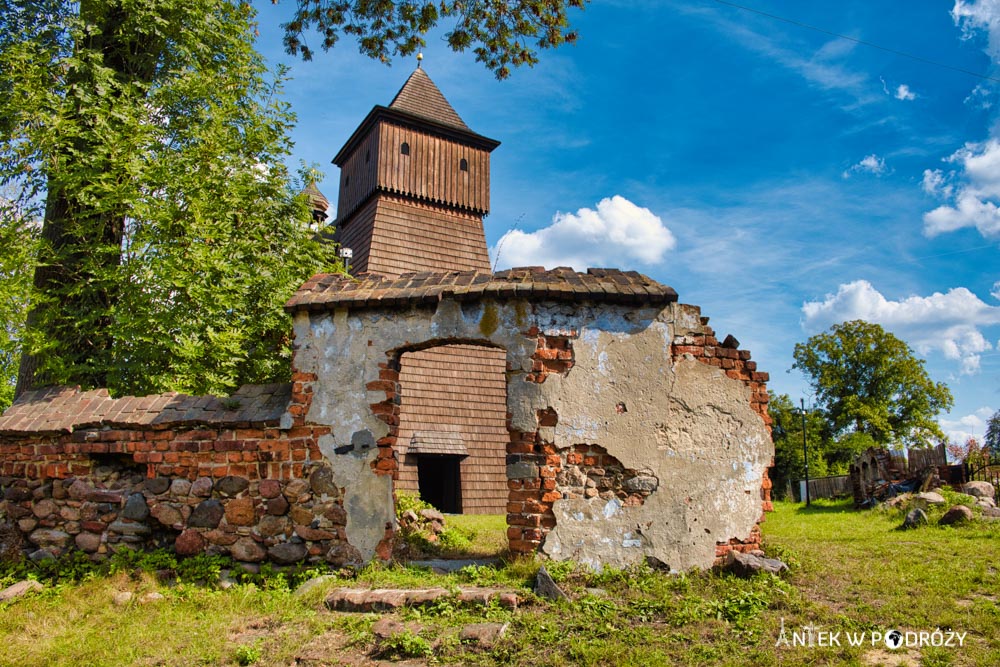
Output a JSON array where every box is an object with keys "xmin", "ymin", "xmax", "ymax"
[
  {"xmin": 791, "ymin": 475, "xmax": 851, "ymax": 502},
  {"xmin": 789, "ymin": 444, "xmax": 948, "ymax": 503},
  {"xmin": 908, "ymin": 443, "xmax": 948, "ymax": 472}
]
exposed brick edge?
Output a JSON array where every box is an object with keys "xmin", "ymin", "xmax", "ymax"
[
  {"xmin": 670, "ymin": 306, "xmax": 775, "ymax": 565},
  {"xmin": 366, "ymin": 361, "xmax": 401, "ymax": 480},
  {"xmin": 523, "ymin": 326, "xmax": 576, "ymax": 384},
  {"xmin": 506, "ymin": 328, "xmax": 581, "ymax": 555}
]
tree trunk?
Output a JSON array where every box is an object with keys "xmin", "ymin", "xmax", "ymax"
[{"xmin": 15, "ymin": 0, "xmax": 159, "ymax": 397}]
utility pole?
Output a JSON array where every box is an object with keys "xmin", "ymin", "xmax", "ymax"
[{"xmin": 801, "ymin": 397, "xmax": 810, "ymax": 507}]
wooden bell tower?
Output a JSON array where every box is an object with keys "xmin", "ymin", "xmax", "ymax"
[
  {"xmin": 330, "ymin": 66, "xmax": 500, "ymax": 276},
  {"xmin": 331, "ymin": 66, "xmax": 509, "ymax": 515}
]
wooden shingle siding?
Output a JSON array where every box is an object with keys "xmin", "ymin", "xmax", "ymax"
[
  {"xmin": 335, "ymin": 129, "xmax": 381, "ymax": 220},
  {"xmin": 331, "ymin": 196, "xmax": 379, "ymax": 274},
  {"xmin": 326, "ymin": 69, "xmax": 507, "ymax": 513},
  {"xmin": 360, "ymin": 195, "xmax": 490, "ymax": 277},
  {"xmin": 395, "ymin": 345, "xmax": 508, "ymax": 514},
  {"xmin": 376, "ymin": 123, "xmax": 490, "ymax": 214}
]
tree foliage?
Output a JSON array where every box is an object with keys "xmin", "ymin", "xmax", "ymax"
[
  {"xmin": 985, "ymin": 409, "xmax": 1000, "ymax": 459},
  {"xmin": 0, "ymin": 0, "xmax": 340, "ymax": 405},
  {"xmin": 946, "ymin": 436, "xmax": 990, "ymax": 468},
  {"xmin": 280, "ymin": 0, "xmax": 589, "ymax": 79},
  {"xmin": 792, "ymin": 320, "xmax": 953, "ymax": 448},
  {"xmin": 0, "ymin": 0, "xmax": 590, "ymax": 410},
  {"xmin": 768, "ymin": 393, "xmax": 874, "ymax": 499},
  {"xmin": 0, "ymin": 195, "xmax": 39, "ymax": 409}
]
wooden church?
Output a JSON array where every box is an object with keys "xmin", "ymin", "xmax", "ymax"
[{"xmin": 326, "ymin": 66, "xmax": 509, "ymax": 514}]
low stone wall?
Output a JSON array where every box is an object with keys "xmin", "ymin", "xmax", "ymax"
[{"xmin": 0, "ymin": 380, "xmax": 360, "ymax": 566}]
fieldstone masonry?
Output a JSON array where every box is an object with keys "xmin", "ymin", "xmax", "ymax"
[
  {"xmin": 0, "ymin": 267, "xmax": 774, "ymax": 571},
  {"xmin": 0, "ymin": 383, "xmax": 362, "ymax": 565}
]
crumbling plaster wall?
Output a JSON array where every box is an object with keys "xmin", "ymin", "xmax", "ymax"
[{"xmin": 291, "ymin": 294, "xmax": 772, "ymax": 571}]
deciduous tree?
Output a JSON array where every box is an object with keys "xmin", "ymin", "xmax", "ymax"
[
  {"xmin": 1, "ymin": 0, "xmax": 339, "ymax": 402},
  {"xmin": 281, "ymin": 0, "xmax": 589, "ymax": 79},
  {"xmin": 768, "ymin": 393, "xmax": 875, "ymax": 499},
  {"xmin": 768, "ymin": 394, "xmax": 827, "ymax": 498},
  {"xmin": 0, "ymin": 195, "xmax": 38, "ymax": 409},
  {"xmin": 792, "ymin": 320, "xmax": 953, "ymax": 448},
  {"xmin": 0, "ymin": 0, "xmax": 587, "ymax": 408}
]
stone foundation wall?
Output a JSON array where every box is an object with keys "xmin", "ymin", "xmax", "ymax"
[{"xmin": 0, "ymin": 378, "xmax": 361, "ymax": 566}]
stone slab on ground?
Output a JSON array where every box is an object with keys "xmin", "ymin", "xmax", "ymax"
[
  {"xmin": 371, "ymin": 618, "xmax": 423, "ymax": 639},
  {"xmin": 534, "ymin": 565, "xmax": 570, "ymax": 602},
  {"xmin": 460, "ymin": 622, "xmax": 508, "ymax": 648},
  {"xmin": 0, "ymin": 579, "xmax": 43, "ymax": 602},
  {"xmin": 324, "ymin": 587, "xmax": 518, "ymax": 612},
  {"xmin": 717, "ymin": 550, "xmax": 789, "ymax": 578}
]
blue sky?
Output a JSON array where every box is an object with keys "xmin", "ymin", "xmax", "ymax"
[{"xmin": 253, "ymin": 0, "xmax": 1000, "ymax": 445}]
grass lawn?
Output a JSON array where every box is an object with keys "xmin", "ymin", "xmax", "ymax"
[{"xmin": 1, "ymin": 498, "xmax": 998, "ymax": 666}]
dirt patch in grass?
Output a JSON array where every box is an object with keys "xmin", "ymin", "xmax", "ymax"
[
  {"xmin": 861, "ymin": 648, "xmax": 920, "ymax": 666},
  {"xmin": 955, "ymin": 594, "xmax": 997, "ymax": 608},
  {"xmin": 292, "ymin": 626, "xmax": 428, "ymax": 667}
]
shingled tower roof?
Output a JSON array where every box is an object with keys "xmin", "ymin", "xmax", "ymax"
[
  {"xmin": 329, "ymin": 66, "xmax": 498, "ymax": 277},
  {"xmin": 388, "ymin": 67, "xmax": 469, "ymax": 131},
  {"xmin": 302, "ymin": 180, "xmax": 329, "ymax": 211}
]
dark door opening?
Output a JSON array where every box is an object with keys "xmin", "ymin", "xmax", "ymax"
[{"xmin": 417, "ymin": 455, "xmax": 463, "ymax": 513}]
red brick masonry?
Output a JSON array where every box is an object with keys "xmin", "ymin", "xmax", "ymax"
[{"xmin": 0, "ymin": 377, "xmax": 362, "ymax": 566}]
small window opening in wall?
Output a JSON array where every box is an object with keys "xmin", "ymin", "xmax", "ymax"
[
  {"xmin": 460, "ymin": 158, "xmax": 468, "ymax": 172},
  {"xmin": 345, "ymin": 175, "xmax": 350, "ymax": 187},
  {"xmin": 365, "ymin": 149, "xmax": 370, "ymax": 163},
  {"xmin": 88, "ymin": 452, "xmax": 145, "ymax": 475},
  {"xmin": 401, "ymin": 142, "xmax": 410, "ymax": 156}
]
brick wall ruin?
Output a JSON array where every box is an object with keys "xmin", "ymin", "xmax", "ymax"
[
  {"xmin": 0, "ymin": 382, "xmax": 366, "ymax": 565},
  {"xmin": 288, "ymin": 267, "xmax": 774, "ymax": 571},
  {"xmin": 0, "ymin": 267, "xmax": 773, "ymax": 572},
  {"xmin": 669, "ymin": 305, "xmax": 774, "ymax": 560}
]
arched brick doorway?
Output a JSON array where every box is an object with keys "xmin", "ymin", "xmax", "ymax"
[{"xmin": 393, "ymin": 342, "xmax": 508, "ymax": 515}]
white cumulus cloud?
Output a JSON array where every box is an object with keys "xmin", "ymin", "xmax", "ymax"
[
  {"xmin": 992, "ymin": 280, "xmax": 1000, "ymax": 300},
  {"xmin": 491, "ymin": 196, "xmax": 676, "ymax": 271},
  {"xmin": 801, "ymin": 280, "xmax": 1000, "ymax": 375},
  {"xmin": 881, "ymin": 77, "xmax": 917, "ymax": 101},
  {"xmin": 924, "ymin": 4, "xmax": 1000, "ymax": 239},
  {"xmin": 923, "ymin": 140, "xmax": 1000, "ymax": 238},
  {"xmin": 939, "ymin": 406, "xmax": 997, "ymax": 446},
  {"xmin": 843, "ymin": 154, "xmax": 888, "ymax": 178},
  {"xmin": 952, "ymin": 0, "xmax": 1000, "ymax": 52},
  {"xmin": 895, "ymin": 84, "xmax": 917, "ymax": 101}
]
